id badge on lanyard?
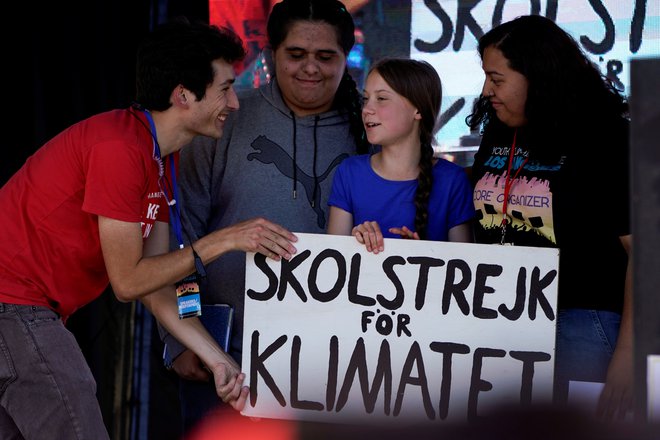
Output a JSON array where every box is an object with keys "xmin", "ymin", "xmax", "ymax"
[
  {"xmin": 175, "ymin": 273, "xmax": 202, "ymax": 319},
  {"xmin": 166, "ymin": 152, "xmax": 203, "ymax": 319},
  {"xmin": 144, "ymin": 109, "xmax": 203, "ymax": 319}
]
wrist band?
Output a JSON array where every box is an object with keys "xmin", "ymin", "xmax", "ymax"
[{"xmin": 190, "ymin": 244, "xmax": 207, "ymax": 278}]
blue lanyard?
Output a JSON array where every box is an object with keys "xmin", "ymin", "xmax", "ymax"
[{"xmin": 143, "ymin": 110, "xmax": 185, "ymax": 248}]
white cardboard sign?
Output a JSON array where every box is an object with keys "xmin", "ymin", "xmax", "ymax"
[{"xmin": 241, "ymin": 233, "xmax": 559, "ymax": 424}]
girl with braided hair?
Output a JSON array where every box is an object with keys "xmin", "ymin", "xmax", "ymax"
[{"xmin": 327, "ymin": 57, "xmax": 474, "ymax": 253}]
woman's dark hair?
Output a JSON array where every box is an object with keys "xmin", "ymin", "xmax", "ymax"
[
  {"xmin": 371, "ymin": 58, "xmax": 442, "ymax": 239},
  {"xmin": 136, "ymin": 18, "xmax": 246, "ymax": 111},
  {"xmin": 466, "ymin": 15, "xmax": 628, "ymax": 159},
  {"xmin": 267, "ymin": 0, "xmax": 369, "ymax": 154}
]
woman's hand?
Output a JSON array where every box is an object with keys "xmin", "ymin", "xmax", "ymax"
[
  {"xmin": 352, "ymin": 221, "xmax": 385, "ymax": 254},
  {"xmin": 389, "ymin": 225, "xmax": 420, "ymax": 240},
  {"xmin": 596, "ymin": 343, "xmax": 633, "ymax": 420}
]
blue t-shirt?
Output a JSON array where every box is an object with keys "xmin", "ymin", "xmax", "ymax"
[{"xmin": 328, "ymin": 154, "xmax": 475, "ymax": 241}]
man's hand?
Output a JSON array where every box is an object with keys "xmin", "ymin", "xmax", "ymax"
[
  {"xmin": 175, "ymin": 348, "xmax": 249, "ymax": 411},
  {"xmin": 218, "ymin": 217, "xmax": 298, "ymax": 261},
  {"xmin": 209, "ymin": 363, "xmax": 250, "ymax": 411}
]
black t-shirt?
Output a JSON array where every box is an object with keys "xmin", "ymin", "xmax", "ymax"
[{"xmin": 471, "ymin": 119, "xmax": 629, "ymax": 312}]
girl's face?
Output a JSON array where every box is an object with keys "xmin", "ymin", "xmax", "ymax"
[
  {"xmin": 273, "ymin": 21, "xmax": 346, "ymax": 117},
  {"xmin": 361, "ymin": 71, "xmax": 421, "ymax": 148},
  {"xmin": 481, "ymin": 46, "xmax": 529, "ymax": 128}
]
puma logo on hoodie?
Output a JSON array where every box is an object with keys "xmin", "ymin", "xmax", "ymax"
[{"xmin": 248, "ymin": 135, "xmax": 348, "ymax": 228}]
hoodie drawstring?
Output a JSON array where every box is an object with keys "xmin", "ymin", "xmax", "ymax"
[
  {"xmin": 312, "ymin": 116, "xmax": 319, "ymax": 208},
  {"xmin": 290, "ymin": 112, "xmax": 320, "ymax": 208},
  {"xmin": 291, "ymin": 110, "xmax": 298, "ymax": 199}
]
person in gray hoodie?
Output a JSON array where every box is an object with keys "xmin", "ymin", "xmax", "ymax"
[{"xmin": 158, "ymin": 0, "xmax": 370, "ymax": 432}]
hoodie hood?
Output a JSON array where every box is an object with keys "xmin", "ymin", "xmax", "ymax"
[
  {"xmin": 257, "ymin": 77, "xmax": 351, "ymax": 128},
  {"xmin": 251, "ymin": 78, "xmax": 351, "ymax": 206}
]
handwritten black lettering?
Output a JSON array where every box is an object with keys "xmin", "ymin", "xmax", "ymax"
[
  {"xmin": 308, "ymin": 249, "xmax": 345, "ymax": 302},
  {"xmin": 473, "ymin": 263, "xmax": 503, "ymax": 319},
  {"xmin": 454, "ymin": 0, "xmax": 484, "ymax": 51},
  {"xmin": 246, "ymin": 253, "xmax": 279, "ymax": 300},
  {"xmin": 631, "ymin": 0, "xmax": 647, "ymax": 53},
  {"xmin": 580, "ymin": 0, "xmax": 615, "ymax": 55},
  {"xmin": 468, "ymin": 347, "xmax": 506, "ymax": 421},
  {"xmin": 249, "ymin": 331, "xmax": 287, "ymax": 406},
  {"xmin": 407, "ymin": 256, "xmax": 446, "ymax": 310},
  {"xmin": 378, "ymin": 256, "xmax": 406, "ymax": 309},
  {"xmin": 510, "ymin": 350, "xmax": 552, "ymax": 404},
  {"xmin": 498, "ymin": 266, "xmax": 528, "ymax": 320},
  {"xmin": 414, "ymin": 0, "xmax": 453, "ymax": 53},
  {"xmin": 348, "ymin": 253, "xmax": 376, "ymax": 306},
  {"xmin": 335, "ymin": 338, "xmax": 393, "ymax": 414},
  {"xmin": 327, "ymin": 336, "xmax": 339, "ymax": 411},
  {"xmin": 248, "ymin": 250, "xmax": 555, "ymax": 323},
  {"xmin": 250, "ymin": 332, "xmax": 551, "ymax": 419},
  {"xmin": 278, "ymin": 249, "xmax": 311, "ymax": 301},
  {"xmin": 429, "ymin": 341, "xmax": 471, "ymax": 420},
  {"xmin": 528, "ymin": 267, "xmax": 557, "ymax": 320},
  {"xmin": 442, "ymin": 259, "xmax": 472, "ymax": 315},
  {"xmin": 291, "ymin": 335, "xmax": 323, "ymax": 410},
  {"xmin": 394, "ymin": 341, "xmax": 435, "ymax": 418}
]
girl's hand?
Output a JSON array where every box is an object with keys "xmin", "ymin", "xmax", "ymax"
[
  {"xmin": 389, "ymin": 226, "xmax": 420, "ymax": 240},
  {"xmin": 352, "ymin": 221, "xmax": 385, "ymax": 254}
]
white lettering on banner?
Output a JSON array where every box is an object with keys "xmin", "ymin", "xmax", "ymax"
[{"xmin": 242, "ymin": 233, "xmax": 559, "ymax": 424}]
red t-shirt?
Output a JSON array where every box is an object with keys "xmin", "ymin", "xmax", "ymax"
[{"xmin": 0, "ymin": 109, "xmax": 169, "ymax": 320}]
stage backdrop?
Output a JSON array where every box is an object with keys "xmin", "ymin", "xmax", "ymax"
[
  {"xmin": 209, "ymin": 0, "xmax": 660, "ymax": 163},
  {"xmin": 241, "ymin": 233, "xmax": 559, "ymax": 424},
  {"xmin": 412, "ymin": 0, "xmax": 660, "ymax": 154}
]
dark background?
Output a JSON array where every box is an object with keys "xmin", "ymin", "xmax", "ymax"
[
  {"xmin": 4, "ymin": 1, "xmax": 209, "ymax": 439},
  {"xmin": 4, "ymin": 0, "xmax": 209, "ymax": 186}
]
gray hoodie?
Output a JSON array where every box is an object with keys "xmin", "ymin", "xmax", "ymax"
[{"xmin": 161, "ymin": 78, "xmax": 357, "ymax": 361}]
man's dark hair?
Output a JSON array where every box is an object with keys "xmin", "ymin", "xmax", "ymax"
[{"xmin": 136, "ymin": 18, "xmax": 246, "ymax": 111}]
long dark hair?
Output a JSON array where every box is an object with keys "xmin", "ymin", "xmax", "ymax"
[
  {"xmin": 267, "ymin": 0, "xmax": 369, "ymax": 154},
  {"xmin": 466, "ymin": 15, "xmax": 628, "ymax": 160},
  {"xmin": 370, "ymin": 57, "xmax": 442, "ymax": 239}
]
